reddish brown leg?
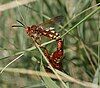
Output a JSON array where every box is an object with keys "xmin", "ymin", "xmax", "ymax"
[
  {"xmin": 43, "ymin": 47, "xmax": 50, "ymax": 59},
  {"xmin": 43, "ymin": 47, "xmax": 54, "ymax": 72}
]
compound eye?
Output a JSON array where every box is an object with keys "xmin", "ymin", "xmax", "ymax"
[{"xmin": 25, "ymin": 27, "xmax": 30, "ymax": 33}]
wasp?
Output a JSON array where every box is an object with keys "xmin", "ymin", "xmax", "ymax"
[{"xmin": 12, "ymin": 16, "xmax": 64, "ymax": 70}]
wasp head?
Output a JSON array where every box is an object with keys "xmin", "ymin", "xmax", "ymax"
[{"xmin": 25, "ymin": 25, "xmax": 38, "ymax": 38}]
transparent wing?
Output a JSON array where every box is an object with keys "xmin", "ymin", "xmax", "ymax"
[{"xmin": 38, "ymin": 15, "xmax": 64, "ymax": 27}]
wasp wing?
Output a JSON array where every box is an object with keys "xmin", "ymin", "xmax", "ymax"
[{"xmin": 38, "ymin": 15, "xmax": 64, "ymax": 27}]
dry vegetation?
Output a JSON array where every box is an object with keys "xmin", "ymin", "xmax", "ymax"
[{"xmin": 0, "ymin": 0, "xmax": 100, "ymax": 88}]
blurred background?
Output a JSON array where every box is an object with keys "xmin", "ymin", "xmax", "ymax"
[{"xmin": 0, "ymin": 0, "xmax": 99, "ymax": 88}]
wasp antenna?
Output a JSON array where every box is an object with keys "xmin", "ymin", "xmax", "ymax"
[
  {"xmin": 16, "ymin": 20, "xmax": 26, "ymax": 28},
  {"xmin": 12, "ymin": 25, "xmax": 25, "ymax": 28}
]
